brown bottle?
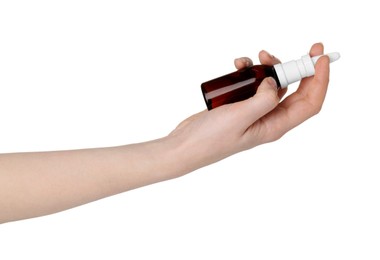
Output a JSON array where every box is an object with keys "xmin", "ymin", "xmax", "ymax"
[
  {"xmin": 201, "ymin": 65, "xmax": 280, "ymax": 110},
  {"xmin": 201, "ymin": 52, "xmax": 340, "ymax": 110}
]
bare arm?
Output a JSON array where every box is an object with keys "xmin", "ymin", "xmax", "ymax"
[
  {"xmin": 0, "ymin": 43, "xmax": 330, "ymax": 224},
  {"xmin": 0, "ymin": 139, "xmax": 185, "ymax": 223}
]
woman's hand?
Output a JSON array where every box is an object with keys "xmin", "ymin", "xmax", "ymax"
[{"xmin": 169, "ymin": 43, "xmax": 330, "ymax": 172}]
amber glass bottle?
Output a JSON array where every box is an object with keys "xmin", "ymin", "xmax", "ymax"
[
  {"xmin": 201, "ymin": 52, "xmax": 340, "ymax": 110},
  {"xmin": 201, "ymin": 65, "xmax": 280, "ymax": 110}
]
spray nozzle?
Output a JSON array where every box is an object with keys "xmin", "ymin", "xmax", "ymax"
[{"xmin": 312, "ymin": 52, "xmax": 341, "ymax": 64}]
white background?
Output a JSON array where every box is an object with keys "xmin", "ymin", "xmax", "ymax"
[{"xmin": 0, "ymin": 0, "xmax": 379, "ymax": 259}]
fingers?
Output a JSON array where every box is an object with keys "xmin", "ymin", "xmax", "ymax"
[
  {"xmin": 295, "ymin": 43, "xmax": 325, "ymax": 97},
  {"xmin": 309, "ymin": 42, "xmax": 324, "ymax": 57},
  {"xmin": 234, "ymin": 49, "xmax": 281, "ymax": 69},
  {"xmin": 256, "ymin": 46, "xmax": 330, "ymax": 142},
  {"xmin": 259, "ymin": 50, "xmax": 281, "ymax": 65},
  {"xmin": 234, "ymin": 57, "xmax": 253, "ymax": 70},
  {"xmin": 284, "ymin": 55, "xmax": 330, "ymax": 125},
  {"xmin": 305, "ymin": 55, "xmax": 330, "ymax": 113},
  {"xmin": 294, "ymin": 42, "xmax": 327, "ymax": 100}
]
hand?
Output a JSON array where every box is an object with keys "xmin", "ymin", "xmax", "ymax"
[{"xmin": 169, "ymin": 43, "xmax": 330, "ymax": 173}]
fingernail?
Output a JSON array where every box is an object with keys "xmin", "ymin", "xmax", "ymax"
[
  {"xmin": 234, "ymin": 57, "xmax": 248, "ymax": 66},
  {"xmin": 267, "ymin": 77, "xmax": 278, "ymax": 89}
]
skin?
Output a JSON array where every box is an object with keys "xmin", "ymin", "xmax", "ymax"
[{"xmin": 0, "ymin": 43, "xmax": 330, "ymax": 224}]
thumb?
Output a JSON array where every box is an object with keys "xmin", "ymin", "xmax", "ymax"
[{"xmin": 233, "ymin": 77, "xmax": 280, "ymax": 129}]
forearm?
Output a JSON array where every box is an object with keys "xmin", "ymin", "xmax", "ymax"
[{"xmin": 0, "ymin": 136, "xmax": 187, "ymax": 223}]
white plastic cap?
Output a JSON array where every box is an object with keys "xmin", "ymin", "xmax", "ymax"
[{"xmin": 274, "ymin": 52, "xmax": 340, "ymax": 88}]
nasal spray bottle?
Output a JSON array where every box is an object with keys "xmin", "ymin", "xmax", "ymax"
[{"xmin": 201, "ymin": 51, "xmax": 340, "ymax": 110}]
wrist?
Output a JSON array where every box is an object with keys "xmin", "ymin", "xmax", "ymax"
[
  {"xmin": 152, "ymin": 135, "xmax": 193, "ymax": 180},
  {"xmin": 116, "ymin": 136, "xmax": 192, "ymax": 189},
  {"xmin": 161, "ymin": 133, "xmax": 216, "ymax": 178}
]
